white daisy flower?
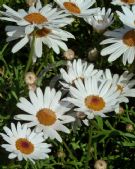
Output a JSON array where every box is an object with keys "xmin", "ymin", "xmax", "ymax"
[
  {"xmin": 60, "ymin": 59, "xmax": 103, "ymax": 88},
  {"xmin": 15, "ymin": 87, "xmax": 75, "ymax": 142},
  {"xmin": 111, "ymin": 0, "xmax": 135, "ymax": 6},
  {"xmin": 0, "ymin": 0, "xmax": 74, "ymax": 34},
  {"xmin": 102, "ymin": 69, "xmax": 135, "ymax": 102},
  {"xmin": 64, "ymin": 77, "xmax": 121, "ymax": 120},
  {"xmin": 117, "ymin": 6, "xmax": 135, "ymax": 29},
  {"xmin": 54, "ymin": 0, "xmax": 99, "ymax": 18},
  {"xmin": 85, "ymin": 8, "xmax": 114, "ymax": 33},
  {"xmin": 100, "ymin": 26, "xmax": 135, "ymax": 65},
  {"xmin": 6, "ymin": 25, "xmax": 74, "ymax": 61},
  {"xmin": 0, "ymin": 122, "xmax": 51, "ymax": 163}
]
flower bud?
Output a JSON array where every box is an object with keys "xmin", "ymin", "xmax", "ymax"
[
  {"xmin": 116, "ymin": 106, "xmax": 125, "ymax": 115},
  {"xmin": 126, "ymin": 124, "xmax": 134, "ymax": 132},
  {"xmin": 28, "ymin": 83, "xmax": 37, "ymax": 91},
  {"xmin": 76, "ymin": 112, "xmax": 86, "ymax": 120},
  {"xmin": 94, "ymin": 160, "xmax": 107, "ymax": 169},
  {"xmin": 63, "ymin": 49, "xmax": 75, "ymax": 60},
  {"xmin": 25, "ymin": 72, "xmax": 37, "ymax": 85},
  {"xmin": 57, "ymin": 150, "xmax": 66, "ymax": 158},
  {"xmin": 88, "ymin": 48, "xmax": 98, "ymax": 62},
  {"xmin": 26, "ymin": 0, "xmax": 36, "ymax": 6}
]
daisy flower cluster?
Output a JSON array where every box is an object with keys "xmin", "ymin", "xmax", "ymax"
[
  {"xmin": 0, "ymin": 0, "xmax": 135, "ymax": 166},
  {"xmin": 60, "ymin": 59, "xmax": 135, "ymax": 122}
]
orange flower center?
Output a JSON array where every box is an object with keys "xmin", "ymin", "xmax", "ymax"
[
  {"xmin": 63, "ymin": 2, "xmax": 81, "ymax": 14},
  {"xmin": 16, "ymin": 138, "xmax": 34, "ymax": 154},
  {"xmin": 35, "ymin": 28, "xmax": 51, "ymax": 37},
  {"xmin": 36, "ymin": 108, "xmax": 57, "ymax": 126},
  {"xmin": 85, "ymin": 95, "xmax": 105, "ymax": 111},
  {"xmin": 24, "ymin": 12, "xmax": 48, "ymax": 24},
  {"xmin": 123, "ymin": 30, "xmax": 135, "ymax": 47},
  {"xmin": 117, "ymin": 84, "xmax": 124, "ymax": 93},
  {"xmin": 121, "ymin": 0, "xmax": 135, "ymax": 3}
]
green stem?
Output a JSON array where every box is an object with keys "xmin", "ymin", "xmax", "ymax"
[
  {"xmin": 25, "ymin": 35, "xmax": 35, "ymax": 74},
  {"xmin": 49, "ymin": 50, "xmax": 55, "ymax": 63},
  {"xmin": 25, "ymin": 160, "xmax": 29, "ymax": 169},
  {"xmin": 85, "ymin": 126, "xmax": 92, "ymax": 169},
  {"xmin": 62, "ymin": 140, "xmax": 77, "ymax": 161},
  {"xmin": 36, "ymin": 48, "xmax": 49, "ymax": 76},
  {"xmin": 101, "ymin": 0, "xmax": 105, "ymax": 7}
]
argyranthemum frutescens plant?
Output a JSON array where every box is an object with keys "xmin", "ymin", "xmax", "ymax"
[{"xmin": 1, "ymin": 0, "xmax": 135, "ymax": 168}]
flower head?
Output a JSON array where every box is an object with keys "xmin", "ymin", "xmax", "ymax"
[
  {"xmin": 0, "ymin": 122, "xmax": 51, "ymax": 163},
  {"xmin": 15, "ymin": 87, "xmax": 75, "ymax": 142},
  {"xmin": 117, "ymin": 6, "xmax": 135, "ymax": 29},
  {"xmin": 6, "ymin": 25, "xmax": 74, "ymax": 61},
  {"xmin": 65, "ymin": 77, "xmax": 121, "ymax": 120},
  {"xmin": 60, "ymin": 59, "xmax": 103, "ymax": 88},
  {"xmin": 111, "ymin": 0, "xmax": 135, "ymax": 6},
  {"xmin": 85, "ymin": 8, "xmax": 114, "ymax": 33},
  {"xmin": 100, "ymin": 26, "xmax": 135, "ymax": 65},
  {"xmin": 54, "ymin": 0, "xmax": 98, "ymax": 18},
  {"xmin": 102, "ymin": 69, "xmax": 135, "ymax": 102},
  {"xmin": 0, "ymin": 0, "xmax": 74, "ymax": 34}
]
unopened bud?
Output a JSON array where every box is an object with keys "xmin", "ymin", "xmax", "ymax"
[
  {"xmin": 26, "ymin": 0, "xmax": 36, "ymax": 6},
  {"xmin": 63, "ymin": 49, "xmax": 75, "ymax": 60},
  {"xmin": 28, "ymin": 83, "xmax": 37, "ymax": 91},
  {"xmin": 57, "ymin": 150, "xmax": 66, "ymax": 158},
  {"xmin": 25, "ymin": 72, "xmax": 37, "ymax": 85},
  {"xmin": 126, "ymin": 124, "xmax": 134, "ymax": 132},
  {"xmin": 94, "ymin": 160, "xmax": 107, "ymax": 169},
  {"xmin": 116, "ymin": 106, "xmax": 125, "ymax": 115},
  {"xmin": 88, "ymin": 48, "xmax": 98, "ymax": 62},
  {"xmin": 76, "ymin": 112, "xmax": 86, "ymax": 120}
]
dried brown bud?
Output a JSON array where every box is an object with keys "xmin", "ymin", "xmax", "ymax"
[
  {"xmin": 88, "ymin": 48, "xmax": 98, "ymax": 62},
  {"xmin": 126, "ymin": 124, "xmax": 134, "ymax": 132},
  {"xmin": 94, "ymin": 160, "xmax": 107, "ymax": 169},
  {"xmin": 25, "ymin": 72, "xmax": 37, "ymax": 85},
  {"xmin": 63, "ymin": 49, "xmax": 75, "ymax": 60}
]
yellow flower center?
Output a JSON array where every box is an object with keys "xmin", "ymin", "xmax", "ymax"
[
  {"xmin": 121, "ymin": 0, "xmax": 135, "ymax": 4},
  {"xmin": 63, "ymin": 2, "xmax": 81, "ymax": 14},
  {"xmin": 117, "ymin": 84, "xmax": 124, "ymax": 93},
  {"xmin": 24, "ymin": 12, "xmax": 48, "ymax": 24},
  {"xmin": 16, "ymin": 138, "xmax": 34, "ymax": 154},
  {"xmin": 85, "ymin": 95, "xmax": 105, "ymax": 111},
  {"xmin": 36, "ymin": 108, "xmax": 57, "ymax": 126},
  {"xmin": 123, "ymin": 30, "xmax": 135, "ymax": 47}
]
